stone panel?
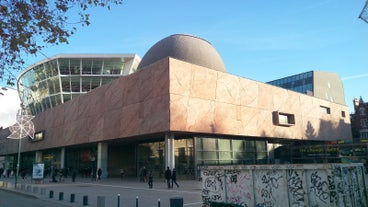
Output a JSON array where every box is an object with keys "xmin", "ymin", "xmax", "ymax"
[
  {"xmin": 216, "ymin": 74, "xmax": 240, "ymax": 105},
  {"xmin": 170, "ymin": 94, "xmax": 188, "ymax": 131},
  {"xmin": 239, "ymin": 78, "xmax": 259, "ymax": 107},
  {"xmin": 213, "ymin": 102, "xmax": 240, "ymax": 134},
  {"xmin": 186, "ymin": 98, "xmax": 215, "ymax": 132},
  {"xmin": 190, "ymin": 65, "xmax": 217, "ymax": 100}
]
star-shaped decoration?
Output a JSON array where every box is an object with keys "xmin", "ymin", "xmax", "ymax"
[{"xmin": 7, "ymin": 110, "xmax": 35, "ymax": 140}]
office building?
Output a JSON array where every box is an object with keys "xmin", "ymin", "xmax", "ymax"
[{"xmin": 267, "ymin": 71, "xmax": 346, "ymax": 105}]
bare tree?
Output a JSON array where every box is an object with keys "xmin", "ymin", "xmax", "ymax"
[
  {"xmin": 0, "ymin": 0, "xmax": 123, "ymax": 86},
  {"xmin": 359, "ymin": 0, "xmax": 368, "ymax": 24}
]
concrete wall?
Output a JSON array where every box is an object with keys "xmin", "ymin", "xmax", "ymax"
[{"xmin": 201, "ymin": 163, "xmax": 367, "ymax": 207}]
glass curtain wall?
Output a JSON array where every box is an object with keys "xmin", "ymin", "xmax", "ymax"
[
  {"xmin": 137, "ymin": 142, "xmax": 165, "ymax": 179},
  {"xmin": 135, "ymin": 137, "xmax": 267, "ymax": 179},
  {"xmin": 196, "ymin": 137, "xmax": 268, "ymax": 166},
  {"xmin": 41, "ymin": 149, "xmax": 61, "ymax": 178},
  {"xmin": 18, "ymin": 57, "xmax": 127, "ymax": 115},
  {"xmin": 136, "ymin": 138, "xmax": 194, "ymax": 179},
  {"xmin": 65, "ymin": 147, "xmax": 97, "ymax": 178}
]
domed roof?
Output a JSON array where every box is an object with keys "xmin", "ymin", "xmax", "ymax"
[{"xmin": 137, "ymin": 34, "xmax": 226, "ymax": 72}]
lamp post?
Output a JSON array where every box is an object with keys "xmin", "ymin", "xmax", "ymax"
[
  {"xmin": 1, "ymin": 86, "xmax": 34, "ymax": 188},
  {"xmin": 7, "ymin": 108, "xmax": 35, "ymax": 188}
]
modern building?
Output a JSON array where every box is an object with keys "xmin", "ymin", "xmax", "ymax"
[
  {"xmin": 0, "ymin": 34, "xmax": 352, "ymax": 179},
  {"xmin": 267, "ymin": 70, "xmax": 346, "ymax": 105},
  {"xmin": 17, "ymin": 54, "xmax": 140, "ymax": 115}
]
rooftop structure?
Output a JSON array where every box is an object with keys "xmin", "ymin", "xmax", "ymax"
[{"xmin": 267, "ymin": 70, "xmax": 346, "ymax": 105}]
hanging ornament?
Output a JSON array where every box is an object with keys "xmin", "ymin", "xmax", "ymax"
[{"xmin": 8, "ymin": 110, "xmax": 35, "ymax": 139}]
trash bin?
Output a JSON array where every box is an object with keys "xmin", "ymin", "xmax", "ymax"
[{"xmin": 170, "ymin": 197, "xmax": 183, "ymax": 207}]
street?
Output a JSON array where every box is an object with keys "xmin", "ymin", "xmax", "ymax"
[{"xmin": 0, "ymin": 189, "xmax": 70, "ymax": 207}]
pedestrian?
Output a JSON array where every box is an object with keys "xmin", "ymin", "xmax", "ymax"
[
  {"xmin": 165, "ymin": 167, "xmax": 171, "ymax": 188},
  {"xmin": 97, "ymin": 168, "xmax": 102, "ymax": 180},
  {"xmin": 52, "ymin": 168, "xmax": 58, "ymax": 182},
  {"xmin": 171, "ymin": 168, "xmax": 179, "ymax": 188},
  {"xmin": 59, "ymin": 168, "xmax": 64, "ymax": 182},
  {"xmin": 148, "ymin": 171, "xmax": 153, "ymax": 189},
  {"xmin": 2, "ymin": 168, "xmax": 6, "ymax": 178},
  {"xmin": 120, "ymin": 168, "xmax": 125, "ymax": 179},
  {"xmin": 21, "ymin": 169, "xmax": 26, "ymax": 180},
  {"xmin": 0, "ymin": 168, "xmax": 3, "ymax": 179}
]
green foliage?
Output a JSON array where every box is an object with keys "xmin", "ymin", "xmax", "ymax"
[{"xmin": 0, "ymin": 0, "xmax": 123, "ymax": 86}]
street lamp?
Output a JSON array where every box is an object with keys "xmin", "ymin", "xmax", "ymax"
[
  {"xmin": 1, "ymin": 86, "xmax": 34, "ymax": 188},
  {"xmin": 7, "ymin": 109, "xmax": 35, "ymax": 188}
]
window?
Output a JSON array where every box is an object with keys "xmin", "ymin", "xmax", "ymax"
[
  {"xmin": 361, "ymin": 119, "xmax": 368, "ymax": 128},
  {"xmin": 273, "ymin": 111, "xmax": 295, "ymax": 127},
  {"xmin": 29, "ymin": 131, "xmax": 44, "ymax": 142},
  {"xmin": 361, "ymin": 132, "xmax": 368, "ymax": 139},
  {"xmin": 341, "ymin": 111, "xmax": 346, "ymax": 118},
  {"xmin": 359, "ymin": 107, "xmax": 366, "ymax": 116},
  {"xmin": 320, "ymin": 106, "xmax": 331, "ymax": 114}
]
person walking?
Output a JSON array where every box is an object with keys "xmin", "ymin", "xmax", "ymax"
[
  {"xmin": 148, "ymin": 171, "xmax": 153, "ymax": 189},
  {"xmin": 97, "ymin": 168, "xmax": 102, "ymax": 180},
  {"xmin": 171, "ymin": 168, "xmax": 179, "ymax": 188},
  {"xmin": 120, "ymin": 168, "xmax": 125, "ymax": 179},
  {"xmin": 165, "ymin": 167, "xmax": 171, "ymax": 188}
]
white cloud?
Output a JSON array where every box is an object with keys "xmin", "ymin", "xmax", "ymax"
[
  {"xmin": 342, "ymin": 73, "xmax": 368, "ymax": 81},
  {"xmin": 0, "ymin": 88, "xmax": 20, "ymax": 128}
]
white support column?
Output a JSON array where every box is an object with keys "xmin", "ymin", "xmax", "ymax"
[
  {"xmin": 60, "ymin": 148, "xmax": 65, "ymax": 169},
  {"xmin": 165, "ymin": 132, "xmax": 175, "ymax": 170},
  {"xmin": 97, "ymin": 143, "xmax": 108, "ymax": 178},
  {"xmin": 35, "ymin": 151, "xmax": 42, "ymax": 163}
]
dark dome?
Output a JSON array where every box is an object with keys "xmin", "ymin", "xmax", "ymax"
[{"xmin": 137, "ymin": 34, "xmax": 226, "ymax": 72}]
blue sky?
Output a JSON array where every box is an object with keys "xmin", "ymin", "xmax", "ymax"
[{"xmin": 1, "ymin": 0, "xmax": 367, "ymax": 127}]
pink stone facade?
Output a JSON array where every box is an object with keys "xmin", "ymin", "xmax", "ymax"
[
  {"xmin": 168, "ymin": 58, "xmax": 351, "ymax": 140},
  {"xmin": 0, "ymin": 57, "xmax": 352, "ymax": 155}
]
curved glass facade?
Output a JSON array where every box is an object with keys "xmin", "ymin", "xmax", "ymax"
[{"xmin": 17, "ymin": 54, "xmax": 141, "ymax": 115}]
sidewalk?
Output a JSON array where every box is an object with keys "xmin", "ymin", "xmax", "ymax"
[{"xmin": 0, "ymin": 176, "xmax": 204, "ymax": 207}]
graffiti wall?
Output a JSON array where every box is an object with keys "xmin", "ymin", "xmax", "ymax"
[{"xmin": 201, "ymin": 164, "xmax": 367, "ymax": 207}]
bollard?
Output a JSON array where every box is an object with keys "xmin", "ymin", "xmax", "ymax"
[
  {"xmin": 97, "ymin": 196, "xmax": 105, "ymax": 207},
  {"xmin": 83, "ymin": 195, "xmax": 88, "ymax": 206},
  {"xmin": 49, "ymin": 190, "xmax": 54, "ymax": 198},
  {"xmin": 117, "ymin": 194, "xmax": 120, "ymax": 207},
  {"xmin": 70, "ymin": 194, "xmax": 75, "ymax": 203},
  {"xmin": 158, "ymin": 198, "xmax": 161, "ymax": 207},
  {"xmin": 136, "ymin": 196, "xmax": 138, "ymax": 207},
  {"xmin": 59, "ymin": 192, "xmax": 64, "ymax": 200},
  {"xmin": 170, "ymin": 197, "xmax": 183, "ymax": 207}
]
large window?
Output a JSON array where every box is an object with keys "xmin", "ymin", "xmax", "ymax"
[
  {"xmin": 136, "ymin": 139, "xmax": 194, "ymax": 178},
  {"xmin": 196, "ymin": 137, "xmax": 268, "ymax": 165}
]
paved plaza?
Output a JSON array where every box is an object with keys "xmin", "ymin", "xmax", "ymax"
[{"xmin": 0, "ymin": 176, "xmax": 203, "ymax": 207}]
